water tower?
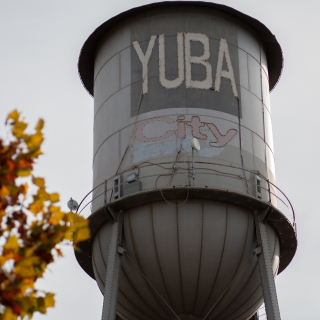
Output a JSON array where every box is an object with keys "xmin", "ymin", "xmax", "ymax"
[{"xmin": 74, "ymin": 2, "xmax": 297, "ymax": 320}]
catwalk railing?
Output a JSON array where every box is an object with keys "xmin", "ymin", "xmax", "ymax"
[{"xmin": 76, "ymin": 161, "xmax": 296, "ymax": 235}]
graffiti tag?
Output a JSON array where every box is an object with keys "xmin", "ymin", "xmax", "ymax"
[{"xmin": 135, "ymin": 115, "xmax": 238, "ymax": 147}]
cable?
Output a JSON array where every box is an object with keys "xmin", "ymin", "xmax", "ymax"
[{"xmin": 76, "ymin": 181, "xmax": 105, "ymax": 214}]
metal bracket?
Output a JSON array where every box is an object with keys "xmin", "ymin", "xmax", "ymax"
[
  {"xmin": 249, "ymin": 313, "xmax": 259, "ymax": 320},
  {"xmin": 253, "ymin": 246, "xmax": 262, "ymax": 255},
  {"xmin": 258, "ymin": 207, "xmax": 273, "ymax": 224},
  {"xmin": 117, "ymin": 246, "xmax": 127, "ymax": 255},
  {"xmin": 104, "ymin": 207, "xmax": 115, "ymax": 223},
  {"xmin": 263, "ymin": 208, "xmax": 273, "ymax": 224},
  {"xmin": 258, "ymin": 207, "xmax": 269, "ymax": 222}
]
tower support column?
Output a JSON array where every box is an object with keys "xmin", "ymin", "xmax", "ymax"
[
  {"xmin": 254, "ymin": 210, "xmax": 281, "ymax": 320},
  {"xmin": 101, "ymin": 210, "xmax": 124, "ymax": 320}
]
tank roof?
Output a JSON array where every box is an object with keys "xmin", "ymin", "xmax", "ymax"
[{"xmin": 78, "ymin": 1, "xmax": 283, "ymax": 97}]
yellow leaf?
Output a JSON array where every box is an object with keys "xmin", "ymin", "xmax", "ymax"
[
  {"xmin": 49, "ymin": 205, "xmax": 60, "ymax": 213},
  {"xmin": 29, "ymin": 147, "xmax": 42, "ymax": 158},
  {"xmin": 71, "ymin": 214, "xmax": 89, "ymax": 230},
  {"xmin": 74, "ymin": 227, "xmax": 90, "ymax": 243},
  {"xmin": 17, "ymin": 169, "xmax": 31, "ymax": 177},
  {"xmin": 15, "ymin": 256, "xmax": 42, "ymax": 277},
  {"xmin": 0, "ymin": 256, "xmax": 7, "ymax": 267},
  {"xmin": 0, "ymin": 185, "xmax": 11, "ymax": 198},
  {"xmin": 49, "ymin": 210, "xmax": 64, "ymax": 224},
  {"xmin": 29, "ymin": 202, "xmax": 44, "ymax": 214},
  {"xmin": 33, "ymin": 177, "xmax": 45, "ymax": 187},
  {"xmin": 38, "ymin": 189, "xmax": 50, "ymax": 201},
  {"xmin": 36, "ymin": 119, "xmax": 44, "ymax": 133},
  {"xmin": 3, "ymin": 307, "xmax": 17, "ymax": 320},
  {"xmin": 49, "ymin": 193, "xmax": 59, "ymax": 203},
  {"xmin": 26, "ymin": 133, "xmax": 43, "ymax": 149},
  {"xmin": 64, "ymin": 230, "xmax": 72, "ymax": 241},
  {"xmin": 4, "ymin": 236, "xmax": 19, "ymax": 253},
  {"xmin": 34, "ymin": 147, "xmax": 43, "ymax": 156},
  {"xmin": 1, "ymin": 145, "xmax": 10, "ymax": 154},
  {"xmin": 25, "ymin": 247, "xmax": 34, "ymax": 257},
  {"xmin": 12, "ymin": 121, "xmax": 27, "ymax": 138},
  {"xmin": 37, "ymin": 297, "xmax": 46, "ymax": 314},
  {"xmin": 44, "ymin": 293, "xmax": 55, "ymax": 308},
  {"xmin": 66, "ymin": 212, "xmax": 75, "ymax": 223},
  {"xmin": 7, "ymin": 110, "xmax": 20, "ymax": 122}
]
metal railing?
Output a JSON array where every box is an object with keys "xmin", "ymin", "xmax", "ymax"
[{"xmin": 76, "ymin": 161, "xmax": 296, "ymax": 233}]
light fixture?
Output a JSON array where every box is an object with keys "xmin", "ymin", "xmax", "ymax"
[{"xmin": 127, "ymin": 172, "xmax": 138, "ymax": 183}]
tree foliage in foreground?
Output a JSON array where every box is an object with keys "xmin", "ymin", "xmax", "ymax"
[{"xmin": 0, "ymin": 111, "xmax": 90, "ymax": 319}]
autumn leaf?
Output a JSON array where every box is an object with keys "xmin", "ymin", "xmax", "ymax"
[
  {"xmin": 33, "ymin": 177, "xmax": 45, "ymax": 188},
  {"xmin": 29, "ymin": 202, "xmax": 45, "ymax": 214},
  {"xmin": 17, "ymin": 169, "xmax": 31, "ymax": 177},
  {"xmin": 49, "ymin": 193, "xmax": 59, "ymax": 203},
  {"xmin": 0, "ymin": 185, "xmax": 11, "ymax": 197},
  {"xmin": 0, "ymin": 110, "xmax": 90, "ymax": 319},
  {"xmin": 3, "ymin": 307, "xmax": 17, "ymax": 320},
  {"xmin": 12, "ymin": 121, "xmax": 28, "ymax": 139},
  {"xmin": 35, "ymin": 119, "xmax": 44, "ymax": 133},
  {"xmin": 7, "ymin": 109, "xmax": 19, "ymax": 122},
  {"xmin": 4, "ymin": 236, "xmax": 19, "ymax": 254},
  {"xmin": 26, "ymin": 133, "xmax": 43, "ymax": 149},
  {"xmin": 48, "ymin": 210, "xmax": 64, "ymax": 224},
  {"xmin": 73, "ymin": 227, "xmax": 90, "ymax": 243},
  {"xmin": 44, "ymin": 293, "xmax": 55, "ymax": 308}
]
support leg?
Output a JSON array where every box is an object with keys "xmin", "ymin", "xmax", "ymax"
[
  {"xmin": 254, "ymin": 211, "xmax": 281, "ymax": 320},
  {"xmin": 101, "ymin": 210, "xmax": 124, "ymax": 320},
  {"xmin": 249, "ymin": 313, "xmax": 258, "ymax": 320}
]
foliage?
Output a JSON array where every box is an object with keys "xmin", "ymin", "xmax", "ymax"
[{"xmin": 0, "ymin": 110, "xmax": 90, "ymax": 319}]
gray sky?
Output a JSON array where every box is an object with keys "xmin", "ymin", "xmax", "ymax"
[{"xmin": 0, "ymin": 0, "xmax": 318, "ymax": 319}]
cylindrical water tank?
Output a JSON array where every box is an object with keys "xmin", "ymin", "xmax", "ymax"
[{"xmin": 75, "ymin": 2, "xmax": 297, "ymax": 320}]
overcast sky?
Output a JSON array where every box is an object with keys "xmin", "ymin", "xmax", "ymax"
[{"xmin": 0, "ymin": 0, "xmax": 318, "ymax": 319}]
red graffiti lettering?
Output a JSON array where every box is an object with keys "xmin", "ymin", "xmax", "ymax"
[
  {"xmin": 206, "ymin": 123, "xmax": 238, "ymax": 147},
  {"xmin": 135, "ymin": 117, "xmax": 176, "ymax": 142},
  {"xmin": 177, "ymin": 115, "xmax": 186, "ymax": 138},
  {"xmin": 186, "ymin": 116, "xmax": 207, "ymax": 139}
]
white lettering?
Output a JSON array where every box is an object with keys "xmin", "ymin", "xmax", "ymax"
[
  {"xmin": 214, "ymin": 38, "xmax": 238, "ymax": 97},
  {"xmin": 185, "ymin": 33, "xmax": 212, "ymax": 90},
  {"xmin": 159, "ymin": 33, "xmax": 184, "ymax": 89},
  {"xmin": 132, "ymin": 35, "xmax": 157, "ymax": 94}
]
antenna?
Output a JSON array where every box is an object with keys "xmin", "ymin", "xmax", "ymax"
[{"xmin": 191, "ymin": 138, "xmax": 200, "ymax": 181}]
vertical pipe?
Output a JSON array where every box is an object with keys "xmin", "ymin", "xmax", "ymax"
[{"xmin": 192, "ymin": 148, "xmax": 195, "ymax": 180}]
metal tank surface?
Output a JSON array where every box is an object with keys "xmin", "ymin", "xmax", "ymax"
[{"xmin": 74, "ymin": 2, "xmax": 297, "ymax": 320}]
